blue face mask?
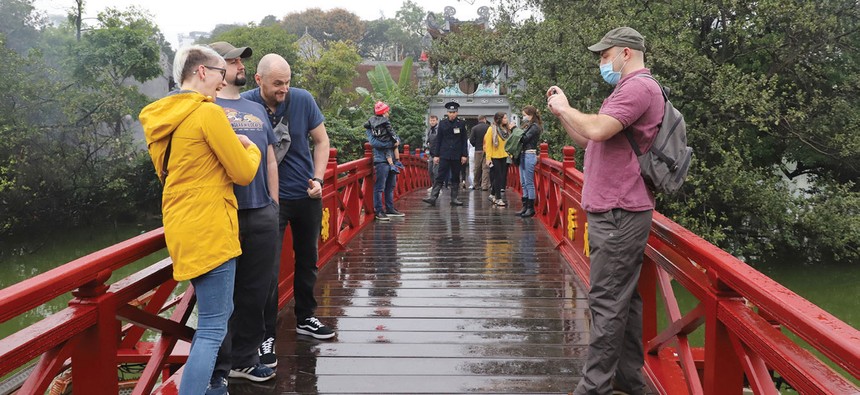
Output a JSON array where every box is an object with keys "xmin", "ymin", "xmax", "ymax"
[{"xmin": 599, "ymin": 51, "xmax": 626, "ymax": 86}]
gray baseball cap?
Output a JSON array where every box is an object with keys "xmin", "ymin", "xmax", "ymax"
[
  {"xmin": 209, "ymin": 41, "xmax": 252, "ymax": 59},
  {"xmin": 587, "ymin": 27, "xmax": 646, "ymax": 53}
]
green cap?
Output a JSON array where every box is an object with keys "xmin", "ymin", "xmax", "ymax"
[
  {"xmin": 209, "ymin": 41, "xmax": 252, "ymax": 59},
  {"xmin": 587, "ymin": 27, "xmax": 646, "ymax": 53}
]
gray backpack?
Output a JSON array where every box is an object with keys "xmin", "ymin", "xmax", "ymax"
[{"xmin": 624, "ymin": 74, "xmax": 692, "ymax": 195}]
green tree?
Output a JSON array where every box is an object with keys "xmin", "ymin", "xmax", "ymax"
[
  {"xmin": 207, "ymin": 24, "xmax": 300, "ymax": 81},
  {"xmin": 389, "ymin": 0, "xmax": 427, "ymax": 61},
  {"xmin": 431, "ymin": 0, "xmax": 860, "ymax": 265},
  {"xmin": 281, "ymin": 8, "xmax": 366, "ymax": 45},
  {"xmin": 302, "ymin": 41, "xmax": 362, "ymax": 112},
  {"xmin": 0, "ymin": 0, "xmax": 45, "ymax": 53},
  {"xmin": 296, "ymin": 41, "xmax": 363, "ymax": 162},
  {"xmin": 359, "ymin": 18, "xmax": 397, "ymax": 60},
  {"xmin": 0, "ymin": 4, "xmax": 166, "ymax": 236}
]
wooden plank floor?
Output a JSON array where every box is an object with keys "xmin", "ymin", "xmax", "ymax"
[{"xmin": 230, "ymin": 189, "xmax": 589, "ymax": 394}]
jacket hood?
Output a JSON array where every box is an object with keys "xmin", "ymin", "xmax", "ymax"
[
  {"xmin": 140, "ymin": 91, "xmax": 212, "ymax": 145},
  {"xmin": 364, "ymin": 115, "xmax": 390, "ymax": 130}
]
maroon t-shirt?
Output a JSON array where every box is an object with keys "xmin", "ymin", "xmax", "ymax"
[{"xmin": 582, "ymin": 68, "xmax": 663, "ymax": 213}]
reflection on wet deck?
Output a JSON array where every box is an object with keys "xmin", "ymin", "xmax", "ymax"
[{"xmin": 232, "ymin": 190, "xmax": 588, "ymax": 394}]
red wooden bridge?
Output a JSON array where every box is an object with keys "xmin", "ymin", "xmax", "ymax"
[{"xmin": 1, "ymin": 144, "xmax": 857, "ymax": 394}]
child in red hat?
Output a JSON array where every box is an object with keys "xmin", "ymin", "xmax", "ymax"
[{"xmin": 366, "ymin": 101, "xmax": 402, "ymax": 173}]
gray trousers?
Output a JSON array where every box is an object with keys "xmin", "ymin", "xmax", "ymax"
[
  {"xmin": 574, "ymin": 209, "xmax": 652, "ymax": 395},
  {"xmin": 473, "ymin": 151, "xmax": 490, "ymax": 190}
]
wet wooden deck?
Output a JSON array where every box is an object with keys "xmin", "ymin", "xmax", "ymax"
[{"xmin": 232, "ymin": 189, "xmax": 589, "ymax": 394}]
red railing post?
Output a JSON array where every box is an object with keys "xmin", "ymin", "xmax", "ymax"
[
  {"xmin": 319, "ymin": 148, "xmax": 340, "ymax": 262},
  {"xmin": 639, "ymin": 257, "xmax": 658, "ymax": 347},
  {"xmin": 400, "ymin": 144, "xmax": 410, "ymax": 195},
  {"xmin": 703, "ymin": 274, "xmax": 744, "ymax": 395},
  {"xmin": 535, "ymin": 143, "xmax": 550, "ymax": 219},
  {"xmin": 70, "ymin": 272, "xmax": 119, "ymax": 395},
  {"xmin": 362, "ymin": 142, "xmax": 375, "ymax": 219}
]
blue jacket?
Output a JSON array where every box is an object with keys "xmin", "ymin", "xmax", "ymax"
[{"xmin": 366, "ymin": 128, "xmax": 397, "ymax": 164}]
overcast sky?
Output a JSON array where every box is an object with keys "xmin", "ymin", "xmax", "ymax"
[{"xmin": 33, "ymin": 0, "xmax": 496, "ymax": 47}]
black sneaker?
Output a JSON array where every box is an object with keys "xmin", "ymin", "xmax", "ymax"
[
  {"xmin": 374, "ymin": 212, "xmax": 390, "ymax": 221},
  {"xmin": 386, "ymin": 208, "xmax": 405, "ymax": 217},
  {"xmin": 205, "ymin": 375, "xmax": 228, "ymax": 395},
  {"xmin": 296, "ymin": 317, "xmax": 336, "ymax": 339},
  {"xmin": 228, "ymin": 363, "xmax": 275, "ymax": 382},
  {"xmin": 258, "ymin": 336, "xmax": 277, "ymax": 368}
]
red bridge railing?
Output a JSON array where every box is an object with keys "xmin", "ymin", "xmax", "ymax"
[
  {"xmin": 0, "ymin": 142, "xmax": 856, "ymax": 394},
  {"xmin": 524, "ymin": 143, "xmax": 859, "ymax": 394}
]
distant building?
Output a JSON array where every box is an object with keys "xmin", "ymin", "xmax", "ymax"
[{"xmin": 297, "ymin": 28, "xmax": 323, "ymax": 60}]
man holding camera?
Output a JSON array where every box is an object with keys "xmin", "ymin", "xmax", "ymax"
[{"xmin": 547, "ymin": 27, "xmax": 663, "ymax": 395}]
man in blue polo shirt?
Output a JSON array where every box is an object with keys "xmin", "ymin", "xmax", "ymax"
[
  {"xmin": 208, "ymin": 41, "xmax": 279, "ymax": 392},
  {"xmin": 242, "ymin": 53, "xmax": 335, "ymax": 368}
]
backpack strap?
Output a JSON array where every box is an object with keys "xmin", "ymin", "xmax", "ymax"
[
  {"xmin": 625, "ymin": 73, "xmax": 668, "ymax": 158},
  {"xmin": 636, "ymin": 73, "xmax": 670, "ymax": 101},
  {"xmin": 624, "ymin": 129, "xmax": 643, "ymax": 156}
]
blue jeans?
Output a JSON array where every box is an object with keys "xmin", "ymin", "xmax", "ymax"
[
  {"xmin": 374, "ymin": 162, "xmax": 397, "ymax": 213},
  {"xmin": 181, "ymin": 259, "xmax": 236, "ymax": 395},
  {"xmin": 519, "ymin": 152, "xmax": 537, "ymax": 199}
]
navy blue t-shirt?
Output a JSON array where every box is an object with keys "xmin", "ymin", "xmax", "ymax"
[
  {"xmin": 241, "ymin": 87, "xmax": 325, "ymax": 200},
  {"xmin": 215, "ymin": 97, "xmax": 277, "ymax": 209}
]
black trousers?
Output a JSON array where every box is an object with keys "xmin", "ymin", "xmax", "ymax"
[
  {"xmin": 434, "ymin": 158, "xmax": 462, "ymax": 187},
  {"xmin": 490, "ymin": 158, "xmax": 508, "ymax": 197},
  {"xmin": 214, "ymin": 202, "xmax": 279, "ymax": 374},
  {"xmin": 265, "ymin": 198, "xmax": 323, "ymax": 341}
]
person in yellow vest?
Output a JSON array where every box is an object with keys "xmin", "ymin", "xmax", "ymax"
[
  {"xmin": 139, "ymin": 44, "xmax": 261, "ymax": 395},
  {"xmin": 484, "ymin": 111, "xmax": 511, "ymax": 206}
]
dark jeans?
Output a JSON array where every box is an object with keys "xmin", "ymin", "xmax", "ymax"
[
  {"xmin": 214, "ymin": 203, "xmax": 279, "ymax": 375},
  {"xmin": 374, "ymin": 162, "xmax": 397, "ymax": 213},
  {"xmin": 265, "ymin": 198, "xmax": 323, "ymax": 341}
]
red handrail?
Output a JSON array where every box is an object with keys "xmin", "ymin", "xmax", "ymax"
[
  {"xmin": 527, "ymin": 142, "xmax": 859, "ymax": 394},
  {"xmin": 1, "ymin": 142, "xmax": 856, "ymax": 394}
]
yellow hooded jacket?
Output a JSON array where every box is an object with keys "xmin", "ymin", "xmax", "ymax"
[{"xmin": 140, "ymin": 91, "xmax": 261, "ymax": 281}]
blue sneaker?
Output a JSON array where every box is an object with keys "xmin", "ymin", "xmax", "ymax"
[
  {"xmin": 228, "ymin": 363, "xmax": 275, "ymax": 382},
  {"xmin": 205, "ymin": 375, "xmax": 228, "ymax": 395}
]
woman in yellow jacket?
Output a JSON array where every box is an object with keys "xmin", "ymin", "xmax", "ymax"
[
  {"xmin": 484, "ymin": 111, "xmax": 511, "ymax": 206},
  {"xmin": 139, "ymin": 45, "xmax": 261, "ymax": 395}
]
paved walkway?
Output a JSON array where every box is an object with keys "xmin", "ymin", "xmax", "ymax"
[{"xmin": 231, "ymin": 189, "xmax": 590, "ymax": 394}]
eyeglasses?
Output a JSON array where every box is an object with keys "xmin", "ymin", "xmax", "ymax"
[{"xmin": 203, "ymin": 65, "xmax": 227, "ymax": 80}]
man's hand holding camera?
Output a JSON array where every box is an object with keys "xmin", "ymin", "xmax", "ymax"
[{"xmin": 546, "ymin": 86, "xmax": 571, "ymax": 117}]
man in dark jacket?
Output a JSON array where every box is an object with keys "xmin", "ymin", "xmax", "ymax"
[
  {"xmin": 469, "ymin": 115, "xmax": 490, "ymax": 191},
  {"xmin": 423, "ymin": 101, "xmax": 468, "ymax": 206}
]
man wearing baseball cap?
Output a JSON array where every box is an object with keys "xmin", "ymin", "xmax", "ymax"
[
  {"xmin": 547, "ymin": 27, "xmax": 663, "ymax": 395},
  {"xmin": 209, "ymin": 41, "xmax": 278, "ymax": 392}
]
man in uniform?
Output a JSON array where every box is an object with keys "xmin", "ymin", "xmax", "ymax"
[{"xmin": 423, "ymin": 101, "xmax": 468, "ymax": 206}]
